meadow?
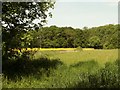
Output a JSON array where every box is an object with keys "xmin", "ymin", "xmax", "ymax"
[
  {"xmin": 2, "ymin": 48, "xmax": 119, "ymax": 88},
  {"xmin": 2, "ymin": 2, "xmax": 119, "ymax": 89},
  {"xmin": 34, "ymin": 48, "xmax": 118, "ymax": 65}
]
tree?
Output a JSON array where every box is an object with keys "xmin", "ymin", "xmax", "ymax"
[
  {"xmin": 2, "ymin": 2, "xmax": 55, "ymax": 60},
  {"xmin": 88, "ymin": 36, "xmax": 101, "ymax": 49},
  {"xmin": 83, "ymin": 26, "xmax": 88, "ymax": 30}
]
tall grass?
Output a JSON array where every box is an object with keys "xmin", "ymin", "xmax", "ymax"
[
  {"xmin": 2, "ymin": 49, "xmax": 119, "ymax": 88},
  {"xmin": 3, "ymin": 59, "xmax": 119, "ymax": 88}
]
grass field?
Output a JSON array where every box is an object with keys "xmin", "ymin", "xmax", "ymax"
[
  {"xmin": 2, "ymin": 48, "xmax": 119, "ymax": 88},
  {"xmin": 34, "ymin": 49, "xmax": 118, "ymax": 66}
]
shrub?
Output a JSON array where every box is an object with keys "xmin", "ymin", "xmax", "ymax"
[{"xmin": 75, "ymin": 46, "xmax": 83, "ymax": 51}]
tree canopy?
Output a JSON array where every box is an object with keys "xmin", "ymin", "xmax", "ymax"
[
  {"xmin": 2, "ymin": 2, "xmax": 55, "ymax": 59},
  {"xmin": 26, "ymin": 24, "xmax": 118, "ymax": 49}
]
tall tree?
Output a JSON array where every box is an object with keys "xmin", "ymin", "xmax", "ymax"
[{"xmin": 2, "ymin": 1, "xmax": 55, "ymax": 59}]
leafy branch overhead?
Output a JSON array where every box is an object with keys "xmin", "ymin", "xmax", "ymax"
[
  {"xmin": 2, "ymin": 2, "xmax": 54, "ymax": 41},
  {"xmin": 2, "ymin": 2, "xmax": 55, "ymax": 58},
  {"xmin": 2, "ymin": 2, "xmax": 54, "ymax": 30}
]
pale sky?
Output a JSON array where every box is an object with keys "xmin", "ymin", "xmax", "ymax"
[{"xmin": 45, "ymin": 1, "xmax": 118, "ymax": 29}]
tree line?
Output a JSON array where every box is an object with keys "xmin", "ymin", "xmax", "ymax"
[{"xmin": 10, "ymin": 24, "xmax": 119, "ymax": 49}]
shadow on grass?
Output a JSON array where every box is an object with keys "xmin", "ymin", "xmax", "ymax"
[
  {"xmin": 3, "ymin": 57, "xmax": 63, "ymax": 81},
  {"xmin": 70, "ymin": 60, "xmax": 99, "ymax": 72}
]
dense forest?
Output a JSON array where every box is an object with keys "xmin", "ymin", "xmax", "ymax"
[{"xmin": 9, "ymin": 24, "xmax": 119, "ymax": 49}]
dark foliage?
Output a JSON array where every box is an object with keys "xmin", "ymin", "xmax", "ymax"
[{"xmin": 3, "ymin": 55, "xmax": 63, "ymax": 81}]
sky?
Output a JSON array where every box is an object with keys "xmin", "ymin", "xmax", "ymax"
[{"xmin": 45, "ymin": 0, "xmax": 118, "ymax": 29}]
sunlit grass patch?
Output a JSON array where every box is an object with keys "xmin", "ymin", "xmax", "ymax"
[
  {"xmin": 83, "ymin": 48, "xmax": 95, "ymax": 50},
  {"xmin": 39, "ymin": 49, "xmax": 118, "ymax": 66}
]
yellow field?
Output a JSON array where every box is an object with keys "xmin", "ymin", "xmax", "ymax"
[
  {"xmin": 14, "ymin": 48, "xmax": 75, "ymax": 51},
  {"xmin": 13, "ymin": 48, "xmax": 96, "ymax": 52}
]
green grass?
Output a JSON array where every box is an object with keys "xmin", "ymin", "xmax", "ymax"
[
  {"xmin": 2, "ymin": 49, "xmax": 119, "ymax": 88},
  {"xmin": 34, "ymin": 49, "xmax": 118, "ymax": 66}
]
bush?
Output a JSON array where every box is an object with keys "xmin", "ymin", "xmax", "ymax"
[{"xmin": 75, "ymin": 46, "xmax": 83, "ymax": 51}]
